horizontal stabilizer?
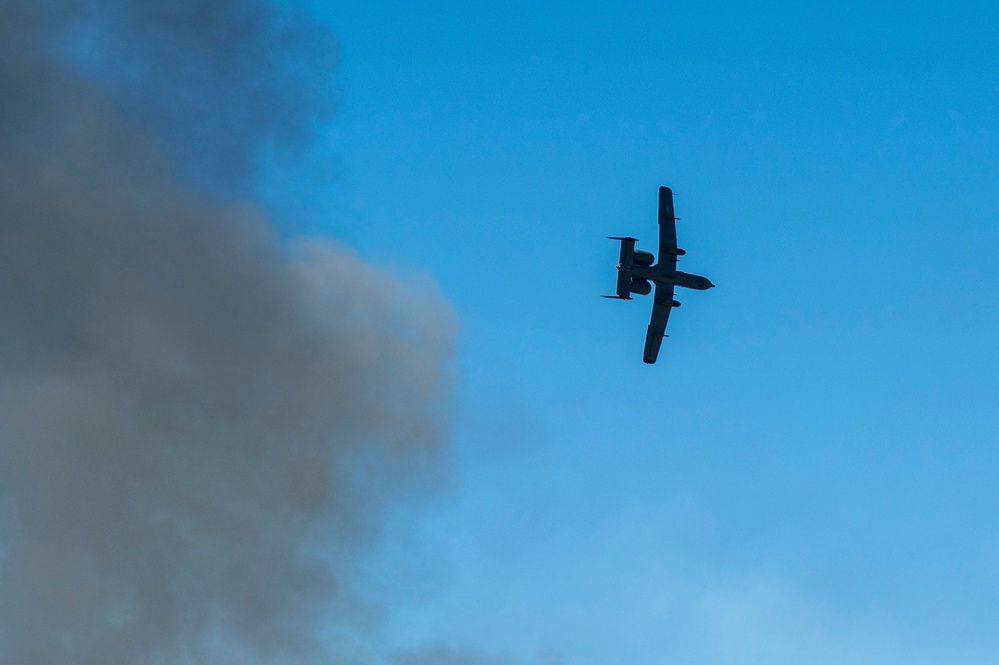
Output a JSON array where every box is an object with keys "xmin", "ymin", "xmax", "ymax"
[
  {"xmin": 602, "ymin": 294, "xmax": 631, "ymax": 299},
  {"xmin": 615, "ymin": 271, "xmax": 631, "ymax": 299},
  {"xmin": 609, "ymin": 236, "xmax": 636, "ymax": 298}
]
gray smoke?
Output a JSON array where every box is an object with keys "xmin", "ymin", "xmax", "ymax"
[
  {"xmin": 392, "ymin": 646, "xmax": 560, "ymax": 665},
  {"xmin": 0, "ymin": 2, "xmax": 455, "ymax": 663},
  {"xmin": 15, "ymin": 0, "xmax": 339, "ymax": 192}
]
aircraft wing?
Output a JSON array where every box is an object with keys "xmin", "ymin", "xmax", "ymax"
[
  {"xmin": 658, "ymin": 186, "xmax": 679, "ymax": 270},
  {"xmin": 643, "ymin": 282, "xmax": 675, "ymax": 364}
]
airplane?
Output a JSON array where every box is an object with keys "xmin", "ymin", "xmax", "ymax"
[{"xmin": 605, "ymin": 186, "xmax": 714, "ymax": 364}]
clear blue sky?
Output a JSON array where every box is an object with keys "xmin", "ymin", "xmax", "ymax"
[{"xmin": 296, "ymin": 2, "xmax": 999, "ymax": 662}]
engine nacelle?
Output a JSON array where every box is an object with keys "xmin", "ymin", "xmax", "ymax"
[
  {"xmin": 630, "ymin": 279, "xmax": 652, "ymax": 295},
  {"xmin": 671, "ymin": 300, "xmax": 681, "ymax": 307},
  {"xmin": 633, "ymin": 250, "xmax": 655, "ymax": 266},
  {"xmin": 664, "ymin": 248, "xmax": 686, "ymax": 256}
]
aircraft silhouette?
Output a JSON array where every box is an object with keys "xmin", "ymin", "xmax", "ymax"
[{"xmin": 605, "ymin": 186, "xmax": 714, "ymax": 364}]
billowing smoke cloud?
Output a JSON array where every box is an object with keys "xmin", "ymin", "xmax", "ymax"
[
  {"xmin": 14, "ymin": 0, "xmax": 339, "ymax": 192},
  {"xmin": 0, "ymin": 1, "xmax": 455, "ymax": 663}
]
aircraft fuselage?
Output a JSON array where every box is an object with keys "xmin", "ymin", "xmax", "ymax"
[{"xmin": 619, "ymin": 263, "xmax": 715, "ymax": 291}]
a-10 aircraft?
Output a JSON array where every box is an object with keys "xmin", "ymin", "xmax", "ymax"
[{"xmin": 605, "ymin": 186, "xmax": 714, "ymax": 364}]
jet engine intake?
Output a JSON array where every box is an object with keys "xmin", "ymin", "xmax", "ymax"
[
  {"xmin": 630, "ymin": 279, "xmax": 652, "ymax": 295},
  {"xmin": 633, "ymin": 250, "xmax": 655, "ymax": 266}
]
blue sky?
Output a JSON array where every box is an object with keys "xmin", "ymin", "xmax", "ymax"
[{"xmin": 290, "ymin": 2, "xmax": 999, "ymax": 662}]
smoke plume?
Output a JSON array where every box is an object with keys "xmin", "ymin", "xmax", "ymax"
[{"xmin": 0, "ymin": 1, "xmax": 455, "ymax": 663}]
